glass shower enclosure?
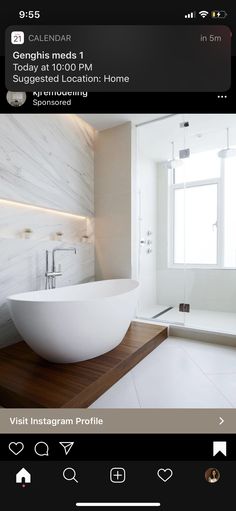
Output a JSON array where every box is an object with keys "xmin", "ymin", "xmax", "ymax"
[{"xmin": 136, "ymin": 113, "xmax": 236, "ymax": 335}]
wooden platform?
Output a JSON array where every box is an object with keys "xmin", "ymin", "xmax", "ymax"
[{"xmin": 0, "ymin": 322, "xmax": 167, "ymax": 408}]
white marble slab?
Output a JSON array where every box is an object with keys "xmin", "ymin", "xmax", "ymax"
[
  {"xmin": 0, "ymin": 114, "xmax": 95, "ymax": 216},
  {"xmin": 0, "ymin": 114, "xmax": 95, "ymax": 346}
]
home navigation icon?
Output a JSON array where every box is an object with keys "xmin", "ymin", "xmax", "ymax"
[{"xmin": 16, "ymin": 468, "xmax": 31, "ymax": 487}]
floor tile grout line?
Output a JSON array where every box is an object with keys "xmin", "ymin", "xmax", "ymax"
[
  {"xmin": 126, "ymin": 339, "xmax": 234, "ymax": 408},
  {"xmin": 93, "ymin": 337, "xmax": 235, "ymax": 408},
  {"xmin": 168, "ymin": 337, "xmax": 236, "ymax": 376},
  {"xmin": 205, "ymin": 371, "xmax": 236, "ymax": 376},
  {"xmin": 205, "ymin": 373, "xmax": 235, "ymax": 408},
  {"xmin": 130, "ymin": 371, "xmax": 143, "ymax": 408},
  {"xmin": 167, "ymin": 336, "xmax": 236, "ymax": 352},
  {"xmin": 170, "ymin": 339, "xmax": 235, "ymax": 407}
]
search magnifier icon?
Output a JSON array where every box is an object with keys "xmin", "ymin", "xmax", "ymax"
[{"xmin": 63, "ymin": 467, "xmax": 78, "ymax": 483}]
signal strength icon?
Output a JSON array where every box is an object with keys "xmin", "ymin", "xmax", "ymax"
[
  {"xmin": 185, "ymin": 11, "xmax": 196, "ymax": 18},
  {"xmin": 199, "ymin": 10, "xmax": 209, "ymax": 18}
]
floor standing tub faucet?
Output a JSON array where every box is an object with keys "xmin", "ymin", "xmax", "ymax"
[{"xmin": 45, "ymin": 248, "xmax": 77, "ymax": 289}]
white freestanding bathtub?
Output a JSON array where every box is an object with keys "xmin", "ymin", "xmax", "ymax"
[{"xmin": 7, "ymin": 279, "xmax": 139, "ymax": 363}]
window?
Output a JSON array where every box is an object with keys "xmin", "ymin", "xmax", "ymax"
[
  {"xmin": 173, "ymin": 150, "xmax": 220, "ymax": 184},
  {"xmin": 224, "ymin": 157, "xmax": 236, "ymax": 267},
  {"xmin": 169, "ymin": 149, "xmax": 236, "ymax": 268},
  {"xmin": 173, "ymin": 184, "xmax": 218, "ymax": 265}
]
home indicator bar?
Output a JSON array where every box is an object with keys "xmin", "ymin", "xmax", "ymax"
[{"xmin": 75, "ymin": 504, "xmax": 161, "ymax": 508}]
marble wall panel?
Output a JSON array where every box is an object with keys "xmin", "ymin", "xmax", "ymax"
[
  {"xmin": 0, "ymin": 114, "xmax": 95, "ymax": 347},
  {"xmin": 0, "ymin": 114, "xmax": 94, "ymax": 216}
]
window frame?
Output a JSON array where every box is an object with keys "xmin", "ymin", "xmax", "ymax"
[{"xmin": 168, "ymin": 169, "xmax": 223, "ymax": 269}]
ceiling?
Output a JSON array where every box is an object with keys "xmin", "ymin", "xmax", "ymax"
[
  {"xmin": 78, "ymin": 113, "xmax": 168, "ymax": 131},
  {"xmin": 79, "ymin": 113, "xmax": 236, "ymax": 161},
  {"xmin": 137, "ymin": 114, "xmax": 236, "ymax": 161}
]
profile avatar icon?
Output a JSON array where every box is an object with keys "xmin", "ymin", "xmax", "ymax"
[
  {"xmin": 205, "ymin": 468, "xmax": 220, "ymax": 484},
  {"xmin": 6, "ymin": 90, "xmax": 27, "ymax": 107}
]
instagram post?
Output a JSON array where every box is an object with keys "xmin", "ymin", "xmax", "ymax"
[{"xmin": 0, "ymin": 2, "xmax": 235, "ymax": 509}]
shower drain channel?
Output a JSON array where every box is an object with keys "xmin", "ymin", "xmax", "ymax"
[{"xmin": 152, "ymin": 307, "xmax": 173, "ymax": 319}]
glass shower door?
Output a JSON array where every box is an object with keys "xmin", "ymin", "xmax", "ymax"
[
  {"xmin": 136, "ymin": 113, "xmax": 236, "ymax": 334},
  {"xmin": 136, "ymin": 114, "xmax": 187, "ymax": 325},
  {"xmin": 183, "ymin": 114, "xmax": 236, "ymax": 334}
]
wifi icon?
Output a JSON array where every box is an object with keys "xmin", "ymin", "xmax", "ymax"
[{"xmin": 199, "ymin": 10, "xmax": 209, "ymax": 18}]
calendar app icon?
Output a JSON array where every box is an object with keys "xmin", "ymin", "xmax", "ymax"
[{"xmin": 11, "ymin": 31, "xmax": 24, "ymax": 44}]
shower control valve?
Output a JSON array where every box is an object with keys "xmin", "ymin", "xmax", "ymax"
[{"xmin": 147, "ymin": 248, "xmax": 152, "ymax": 254}]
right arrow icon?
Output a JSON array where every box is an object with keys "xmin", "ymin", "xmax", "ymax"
[{"xmin": 219, "ymin": 417, "xmax": 224, "ymax": 426}]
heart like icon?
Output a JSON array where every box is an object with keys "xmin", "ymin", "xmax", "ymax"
[
  {"xmin": 157, "ymin": 468, "xmax": 173, "ymax": 483},
  {"xmin": 8, "ymin": 442, "xmax": 24, "ymax": 455}
]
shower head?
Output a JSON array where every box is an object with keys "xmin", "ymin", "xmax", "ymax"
[
  {"xmin": 218, "ymin": 128, "xmax": 236, "ymax": 159},
  {"xmin": 167, "ymin": 141, "xmax": 183, "ymax": 169}
]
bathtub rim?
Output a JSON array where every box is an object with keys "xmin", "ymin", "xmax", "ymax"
[{"xmin": 7, "ymin": 278, "xmax": 140, "ymax": 304}]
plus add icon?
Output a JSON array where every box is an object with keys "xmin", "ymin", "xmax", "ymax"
[{"xmin": 110, "ymin": 467, "xmax": 126, "ymax": 483}]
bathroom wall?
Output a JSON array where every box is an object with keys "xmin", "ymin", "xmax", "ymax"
[
  {"xmin": 0, "ymin": 114, "xmax": 94, "ymax": 215},
  {"xmin": 138, "ymin": 158, "xmax": 158, "ymax": 314},
  {"xmin": 94, "ymin": 122, "xmax": 133, "ymax": 279},
  {"xmin": 0, "ymin": 114, "xmax": 95, "ymax": 347}
]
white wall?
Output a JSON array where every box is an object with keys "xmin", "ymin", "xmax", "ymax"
[
  {"xmin": 94, "ymin": 123, "xmax": 133, "ymax": 279},
  {"xmin": 0, "ymin": 114, "xmax": 95, "ymax": 346},
  {"xmin": 138, "ymin": 158, "xmax": 158, "ymax": 313}
]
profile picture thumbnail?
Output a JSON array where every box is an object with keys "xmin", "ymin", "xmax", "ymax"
[
  {"xmin": 205, "ymin": 468, "xmax": 220, "ymax": 484},
  {"xmin": 6, "ymin": 91, "xmax": 27, "ymax": 107}
]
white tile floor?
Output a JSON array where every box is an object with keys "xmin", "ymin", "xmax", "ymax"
[{"xmin": 90, "ymin": 336, "xmax": 236, "ymax": 408}]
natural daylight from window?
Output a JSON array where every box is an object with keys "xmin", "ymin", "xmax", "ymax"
[{"xmin": 170, "ymin": 149, "xmax": 236, "ymax": 267}]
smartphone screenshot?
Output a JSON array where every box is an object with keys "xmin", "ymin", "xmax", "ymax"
[{"xmin": 0, "ymin": 2, "xmax": 235, "ymax": 509}]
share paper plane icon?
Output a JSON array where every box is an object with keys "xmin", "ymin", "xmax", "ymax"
[{"xmin": 59, "ymin": 442, "xmax": 74, "ymax": 455}]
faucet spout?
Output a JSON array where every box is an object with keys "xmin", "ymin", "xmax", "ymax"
[
  {"xmin": 52, "ymin": 247, "xmax": 77, "ymax": 272},
  {"xmin": 45, "ymin": 247, "xmax": 77, "ymax": 289}
]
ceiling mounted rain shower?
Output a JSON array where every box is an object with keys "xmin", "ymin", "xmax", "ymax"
[
  {"xmin": 218, "ymin": 127, "xmax": 236, "ymax": 159},
  {"xmin": 167, "ymin": 141, "xmax": 183, "ymax": 169},
  {"xmin": 179, "ymin": 118, "xmax": 190, "ymax": 159}
]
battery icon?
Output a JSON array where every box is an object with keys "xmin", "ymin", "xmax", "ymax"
[{"xmin": 211, "ymin": 10, "xmax": 227, "ymax": 18}]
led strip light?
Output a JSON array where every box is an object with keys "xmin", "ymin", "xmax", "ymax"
[{"xmin": 0, "ymin": 198, "xmax": 87, "ymax": 220}]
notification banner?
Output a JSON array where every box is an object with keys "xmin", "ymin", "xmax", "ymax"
[{"xmin": 5, "ymin": 25, "xmax": 231, "ymax": 92}]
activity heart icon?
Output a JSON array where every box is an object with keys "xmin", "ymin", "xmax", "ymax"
[
  {"xmin": 8, "ymin": 442, "xmax": 24, "ymax": 455},
  {"xmin": 157, "ymin": 468, "xmax": 173, "ymax": 482}
]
